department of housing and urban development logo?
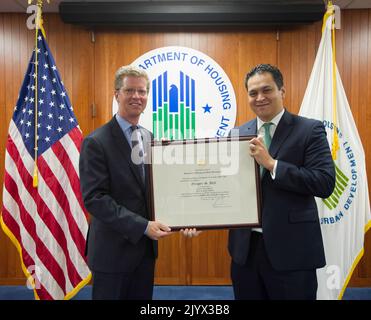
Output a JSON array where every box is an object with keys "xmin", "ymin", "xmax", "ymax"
[
  {"xmin": 320, "ymin": 120, "xmax": 359, "ymax": 225},
  {"xmin": 113, "ymin": 46, "xmax": 237, "ymax": 139}
]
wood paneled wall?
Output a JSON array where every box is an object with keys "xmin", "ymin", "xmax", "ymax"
[{"xmin": 0, "ymin": 11, "xmax": 370, "ymax": 287}]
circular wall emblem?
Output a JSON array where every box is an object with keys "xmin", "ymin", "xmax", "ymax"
[{"xmin": 113, "ymin": 46, "xmax": 237, "ymax": 139}]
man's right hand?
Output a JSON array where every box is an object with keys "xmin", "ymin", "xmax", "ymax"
[{"xmin": 146, "ymin": 221, "xmax": 171, "ymax": 240}]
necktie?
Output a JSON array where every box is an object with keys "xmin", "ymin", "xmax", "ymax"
[
  {"xmin": 260, "ymin": 122, "xmax": 273, "ymax": 176},
  {"xmin": 262, "ymin": 122, "xmax": 273, "ymax": 149},
  {"xmin": 130, "ymin": 125, "xmax": 145, "ymax": 183}
]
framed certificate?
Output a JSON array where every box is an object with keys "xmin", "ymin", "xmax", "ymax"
[{"xmin": 149, "ymin": 137, "xmax": 262, "ymax": 230}]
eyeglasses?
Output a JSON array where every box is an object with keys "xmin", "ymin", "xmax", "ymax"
[{"xmin": 121, "ymin": 88, "xmax": 148, "ymax": 97}]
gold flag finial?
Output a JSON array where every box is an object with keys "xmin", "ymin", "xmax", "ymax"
[{"xmin": 28, "ymin": 0, "xmax": 50, "ymax": 5}]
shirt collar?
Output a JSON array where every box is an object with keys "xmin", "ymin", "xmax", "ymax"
[
  {"xmin": 257, "ymin": 108, "xmax": 285, "ymax": 131},
  {"xmin": 115, "ymin": 113, "xmax": 142, "ymax": 133}
]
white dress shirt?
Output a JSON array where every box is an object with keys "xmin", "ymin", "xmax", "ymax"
[{"xmin": 252, "ymin": 108, "xmax": 285, "ymax": 233}]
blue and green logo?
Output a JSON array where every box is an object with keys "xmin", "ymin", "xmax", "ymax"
[
  {"xmin": 113, "ymin": 46, "xmax": 237, "ymax": 140},
  {"xmin": 151, "ymin": 70, "xmax": 196, "ymax": 140}
]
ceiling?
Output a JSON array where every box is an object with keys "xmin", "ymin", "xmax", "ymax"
[{"xmin": 1, "ymin": 0, "xmax": 371, "ymax": 13}]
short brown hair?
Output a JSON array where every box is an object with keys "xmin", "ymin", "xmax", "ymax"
[{"xmin": 114, "ymin": 65, "xmax": 150, "ymax": 92}]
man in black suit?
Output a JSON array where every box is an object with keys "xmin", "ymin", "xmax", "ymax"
[
  {"xmin": 228, "ymin": 64, "xmax": 335, "ymax": 299},
  {"xmin": 79, "ymin": 65, "xmax": 171, "ymax": 300}
]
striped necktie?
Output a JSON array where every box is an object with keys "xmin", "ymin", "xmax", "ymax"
[{"xmin": 130, "ymin": 125, "xmax": 145, "ymax": 183}]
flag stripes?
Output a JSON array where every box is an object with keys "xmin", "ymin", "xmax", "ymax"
[
  {"xmin": 3, "ymin": 119, "xmax": 90, "ymax": 299},
  {"xmin": 1, "ymin": 28, "xmax": 91, "ymax": 300}
]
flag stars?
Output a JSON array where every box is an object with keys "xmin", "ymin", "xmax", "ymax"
[{"xmin": 12, "ymin": 32, "xmax": 81, "ymax": 159}]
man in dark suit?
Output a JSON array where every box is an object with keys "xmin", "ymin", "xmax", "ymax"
[
  {"xmin": 79, "ymin": 65, "xmax": 171, "ymax": 300},
  {"xmin": 228, "ymin": 64, "xmax": 335, "ymax": 299}
]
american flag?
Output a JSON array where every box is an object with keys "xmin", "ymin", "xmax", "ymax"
[{"xmin": 0, "ymin": 28, "xmax": 91, "ymax": 300}]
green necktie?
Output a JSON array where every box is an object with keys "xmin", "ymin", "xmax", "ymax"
[
  {"xmin": 262, "ymin": 122, "xmax": 273, "ymax": 149},
  {"xmin": 260, "ymin": 122, "xmax": 273, "ymax": 176}
]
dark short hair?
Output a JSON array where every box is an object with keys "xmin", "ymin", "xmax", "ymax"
[{"xmin": 244, "ymin": 64, "xmax": 284, "ymax": 90}]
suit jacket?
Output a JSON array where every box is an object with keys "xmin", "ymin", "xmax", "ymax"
[
  {"xmin": 79, "ymin": 117, "xmax": 156, "ymax": 273},
  {"xmin": 228, "ymin": 110, "xmax": 335, "ymax": 271}
]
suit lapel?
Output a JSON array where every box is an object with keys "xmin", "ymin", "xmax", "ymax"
[
  {"xmin": 110, "ymin": 118, "xmax": 146, "ymax": 191},
  {"xmin": 269, "ymin": 110, "xmax": 295, "ymax": 158},
  {"xmin": 240, "ymin": 118, "xmax": 257, "ymax": 136}
]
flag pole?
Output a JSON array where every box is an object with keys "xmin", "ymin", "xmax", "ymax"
[
  {"xmin": 324, "ymin": 1, "xmax": 340, "ymax": 160},
  {"xmin": 331, "ymin": 4, "xmax": 340, "ymax": 160},
  {"xmin": 32, "ymin": 1, "xmax": 40, "ymax": 187},
  {"xmin": 29, "ymin": 0, "xmax": 47, "ymax": 187}
]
